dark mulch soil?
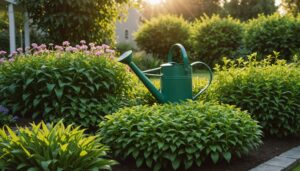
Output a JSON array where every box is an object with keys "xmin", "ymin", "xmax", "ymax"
[{"xmin": 113, "ymin": 137, "xmax": 300, "ymax": 171}]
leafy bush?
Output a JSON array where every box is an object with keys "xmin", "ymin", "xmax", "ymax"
[
  {"xmin": 0, "ymin": 43, "xmax": 136, "ymax": 128},
  {"xmin": 132, "ymin": 51, "xmax": 163, "ymax": 71},
  {"xmin": 0, "ymin": 105, "xmax": 16, "ymax": 126},
  {"xmin": 0, "ymin": 121, "xmax": 116, "ymax": 170},
  {"xmin": 191, "ymin": 15, "xmax": 243, "ymax": 66},
  {"xmin": 116, "ymin": 42, "xmax": 137, "ymax": 54},
  {"xmin": 209, "ymin": 54, "xmax": 300, "ymax": 137},
  {"xmin": 99, "ymin": 101, "xmax": 262, "ymax": 171},
  {"xmin": 135, "ymin": 15, "xmax": 191, "ymax": 58},
  {"xmin": 244, "ymin": 14, "xmax": 300, "ymax": 60}
]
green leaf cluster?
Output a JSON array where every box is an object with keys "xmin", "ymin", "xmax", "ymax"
[
  {"xmin": 99, "ymin": 101, "xmax": 262, "ymax": 170},
  {"xmin": 134, "ymin": 15, "xmax": 192, "ymax": 58},
  {"xmin": 0, "ymin": 52, "xmax": 137, "ymax": 128},
  {"xmin": 209, "ymin": 54, "xmax": 300, "ymax": 137},
  {"xmin": 191, "ymin": 15, "xmax": 244, "ymax": 66},
  {"xmin": 0, "ymin": 121, "xmax": 116, "ymax": 170},
  {"xmin": 244, "ymin": 14, "xmax": 300, "ymax": 60}
]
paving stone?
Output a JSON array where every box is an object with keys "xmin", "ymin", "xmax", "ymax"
[
  {"xmin": 264, "ymin": 156, "xmax": 296, "ymax": 168},
  {"xmin": 249, "ymin": 164, "xmax": 284, "ymax": 171},
  {"xmin": 280, "ymin": 149, "xmax": 300, "ymax": 159}
]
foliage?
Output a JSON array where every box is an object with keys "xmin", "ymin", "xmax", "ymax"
[
  {"xmin": 244, "ymin": 14, "xmax": 300, "ymax": 60},
  {"xmin": 191, "ymin": 15, "xmax": 243, "ymax": 66},
  {"xmin": 224, "ymin": 0, "xmax": 277, "ymax": 21},
  {"xmin": 132, "ymin": 51, "xmax": 163, "ymax": 71},
  {"xmin": 282, "ymin": 0, "xmax": 300, "ymax": 16},
  {"xmin": 99, "ymin": 101, "xmax": 262, "ymax": 171},
  {"xmin": 135, "ymin": 15, "xmax": 191, "ymax": 58},
  {"xmin": 18, "ymin": 0, "xmax": 131, "ymax": 44},
  {"xmin": 209, "ymin": 54, "xmax": 300, "ymax": 137},
  {"xmin": 0, "ymin": 105, "xmax": 16, "ymax": 126},
  {"xmin": 0, "ymin": 43, "xmax": 136, "ymax": 128},
  {"xmin": 142, "ymin": 0, "xmax": 223, "ymax": 20},
  {"xmin": 116, "ymin": 42, "xmax": 137, "ymax": 54},
  {"xmin": 0, "ymin": 121, "xmax": 116, "ymax": 170}
]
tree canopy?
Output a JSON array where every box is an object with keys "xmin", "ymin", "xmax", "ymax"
[
  {"xmin": 282, "ymin": 0, "xmax": 300, "ymax": 16},
  {"xmin": 18, "ymin": 0, "xmax": 131, "ymax": 44}
]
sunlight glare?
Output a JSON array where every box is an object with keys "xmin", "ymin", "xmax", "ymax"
[{"xmin": 147, "ymin": 0, "xmax": 162, "ymax": 5}]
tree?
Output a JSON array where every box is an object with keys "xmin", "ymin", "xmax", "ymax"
[
  {"xmin": 18, "ymin": 0, "xmax": 131, "ymax": 44},
  {"xmin": 282, "ymin": 0, "xmax": 300, "ymax": 16},
  {"xmin": 142, "ymin": 0, "xmax": 223, "ymax": 20},
  {"xmin": 224, "ymin": 0, "xmax": 277, "ymax": 21}
]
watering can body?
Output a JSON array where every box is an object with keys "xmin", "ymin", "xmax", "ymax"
[{"xmin": 118, "ymin": 43, "xmax": 212, "ymax": 103}]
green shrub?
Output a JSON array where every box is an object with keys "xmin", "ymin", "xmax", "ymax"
[
  {"xmin": 209, "ymin": 54, "xmax": 300, "ymax": 137},
  {"xmin": 99, "ymin": 101, "xmax": 262, "ymax": 171},
  {"xmin": 0, "ymin": 52, "xmax": 136, "ymax": 128},
  {"xmin": 0, "ymin": 105, "xmax": 16, "ymax": 126},
  {"xmin": 244, "ymin": 14, "xmax": 300, "ymax": 60},
  {"xmin": 132, "ymin": 51, "xmax": 163, "ymax": 71},
  {"xmin": 0, "ymin": 121, "xmax": 116, "ymax": 170},
  {"xmin": 191, "ymin": 15, "xmax": 243, "ymax": 66},
  {"xmin": 134, "ymin": 15, "xmax": 191, "ymax": 58},
  {"xmin": 116, "ymin": 42, "xmax": 137, "ymax": 54}
]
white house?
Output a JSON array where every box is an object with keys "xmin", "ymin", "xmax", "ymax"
[
  {"xmin": 4, "ymin": 0, "xmax": 30, "ymax": 53},
  {"xmin": 116, "ymin": 8, "xmax": 141, "ymax": 48}
]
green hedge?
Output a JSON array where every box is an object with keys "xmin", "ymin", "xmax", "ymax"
[
  {"xmin": 0, "ymin": 121, "xmax": 116, "ymax": 170},
  {"xmin": 0, "ymin": 51, "xmax": 136, "ymax": 128},
  {"xmin": 191, "ymin": 15, "xmax": 243, "ymax": 66},
  {"xmin": 209, "ymin": 55, "xmax": 300, "ymax": 137},
  {"xmin": 244, "ymin": 14, "xmax": 300, "ymax": 60},
  {"xmin": 135, "ymin": 15, "xmax": 191, "ymax": 58},
  {"xmin": 99, "ymin": 101, "xmax": 262, "ymax": 171}
]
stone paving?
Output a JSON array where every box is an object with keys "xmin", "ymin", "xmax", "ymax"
[{"xmin": 250, "ymin": 146, "xmax": 300, "ymax": 171}]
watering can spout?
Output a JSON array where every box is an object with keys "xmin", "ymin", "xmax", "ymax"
[{"xmin": 118, "ymin": 50, "xmax": 165, "ymax": 103}]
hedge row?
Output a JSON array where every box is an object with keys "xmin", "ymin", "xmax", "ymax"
[{"xmin": 135, "ymin": 14, "xmax": 300, "ymax": 65}]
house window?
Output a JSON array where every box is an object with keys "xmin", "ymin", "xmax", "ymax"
[{"xmin": 125, "ymin": 29, "xmax": 129, "ymax": 39}]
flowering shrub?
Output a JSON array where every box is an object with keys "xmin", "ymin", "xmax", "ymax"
[{"xmin": 0, "ymin": 41, "xmax": 137, "ymax": 129}]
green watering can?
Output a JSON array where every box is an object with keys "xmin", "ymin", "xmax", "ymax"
[{"xmin": 118, "ymin": 43, "xmax": 213, "ymax": 103}]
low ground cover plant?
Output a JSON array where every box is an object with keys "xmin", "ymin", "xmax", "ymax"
[
  {"xmin": 0, "ymin": 42, "xmax": 137, "ymax": 128},
  {"xmin": 209, "ymin": 54, "xmax": 300, "ymax": 137},
  {"xmin": 0, "ymin": 121, "xmax": 115, "ymax": 170},
  {"xmin": 99, "ymin": 101, "xmax": 262, "ymax": 171}
]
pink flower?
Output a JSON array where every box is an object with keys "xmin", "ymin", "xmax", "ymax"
[
  {"xmin": 65, "ymin": 46, "xmax": 73, "ymax": 52},
  {"xmin": 25, "ymin": 47, "xmax": 30, "ymax": 51},
  {"xmin": 8, "ymin": 58, "xmax": 15, "ymax": 62},
  {"xmin": 95, "ymin": 51, "xmax": 103, "ymax": 56},
  {"xmin": 80, "ymin": 40, "xmax": 86, "ymax": 44},
  {"xmin": 106, "ymin": 49, "xmax": 115, "ymax": 54},
  {"xmin": 96, "ymin": 46, "xmax": 103, "ymax": 50},
  {"xmin": 72, "ymin": 47, "xmax": 78, "ymax": 52},
  {"xmin": 75, "ymin": 45, "xmax": 81, "ymax": 49},
  {"xmin": 0, "ymin": 51, "xmax": 7, "ymax": 55},
  {"xmin": 0, "ymin": 58, "xmax": 5, "ymax": 64},
  {"xmin": 31, "ymin": 43, "xmax": 38, "ymax": 48},
  {"xmin": 55, "ymin": 45, "xmax": 64, "ymax": 51},
  {"xmin": 102, "ymin": 44, "xmax": 110, "ymax": 49},
  {"xmin": 80, "ymin": 45, "xmax": 88, "ymax": 51},
  {"xmin": 63, "ymin": 41, "xmax": 70, "ymax": 46},
  {"xmin": 39, "ymin": 44, "xmax": 47, "ymax": 49},
  {"xmin": 89, "ymin": 43, "xmax": 95, "ymax": 47},
  {"xmin": 17, "ymin": 48, "xmax": 23, "ymax": 53}
]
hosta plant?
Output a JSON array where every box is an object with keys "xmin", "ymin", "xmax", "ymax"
[
  {"xmin": 209, "ymin": 54, "xmax": 300, "ymax": 137},
  {"xmin": 99, "ymin": 101, "xmax": 262, "ymax": 171},
  {"xmin": 0, "ymin": 42, "xmax": 137, "ymax": 128},
  {"xmin": 0, "ymin": 121, "xmax": 116, "ymax": 170}
]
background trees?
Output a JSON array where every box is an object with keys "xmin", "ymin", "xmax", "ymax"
[{"xmin": 18, "ymin": 0, "xmax": 131, "ymax": 44}]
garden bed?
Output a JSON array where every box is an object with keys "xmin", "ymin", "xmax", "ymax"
[{"xmin": 113, "ymin": 137, "xmax": 300, "ymax": 171}]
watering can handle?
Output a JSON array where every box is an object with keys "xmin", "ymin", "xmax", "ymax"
[
  {"xmin": 167, "ymin": 43, "xmax": 189, "ymax": 67},
  {"xmin": 191, "ymin": 61, "xmax": 213, "ymax": 100}
]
